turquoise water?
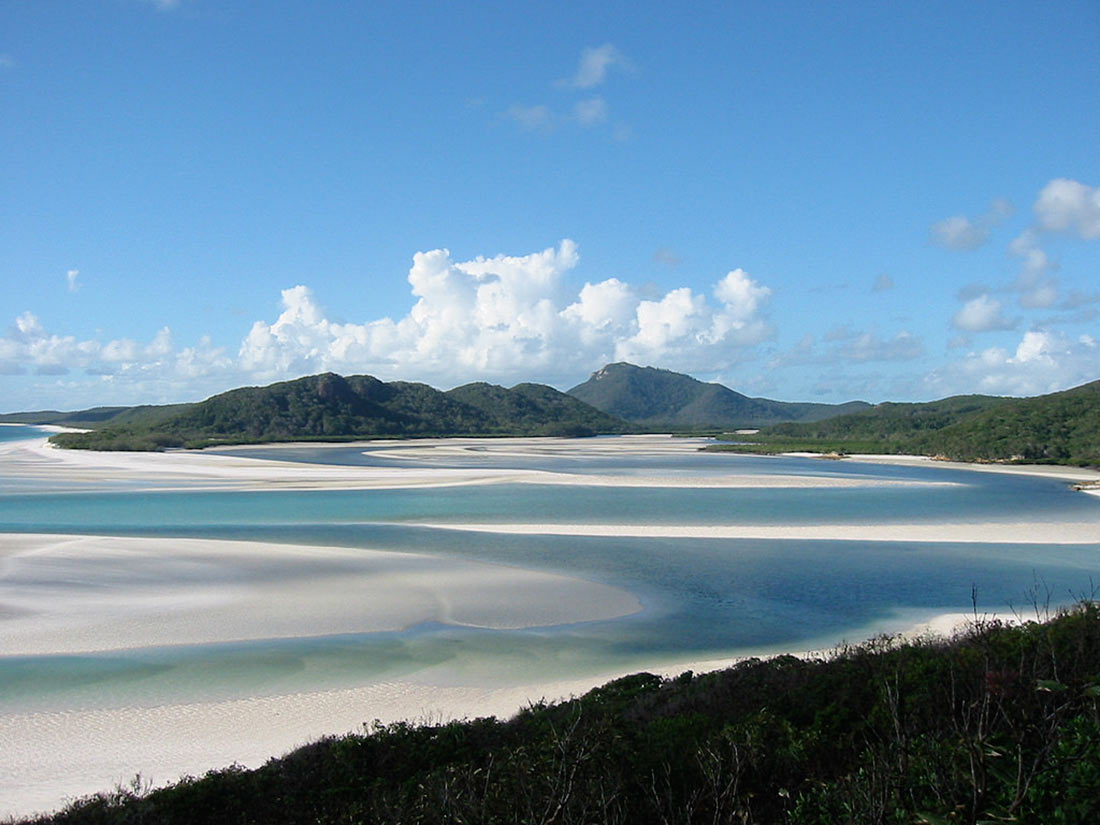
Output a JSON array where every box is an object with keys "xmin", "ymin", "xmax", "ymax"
[
  {"xmin": 1, "ymin": 438, "xmax": 1099, "ymax": 712},
  {"xmin": 0, "ymin": 424, "xmax": 50, "ymax": 443}
]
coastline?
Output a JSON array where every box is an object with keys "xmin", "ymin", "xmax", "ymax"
[{"xmin": 0, "ymin": 608, "xmax": 1006, "ymax": 822}]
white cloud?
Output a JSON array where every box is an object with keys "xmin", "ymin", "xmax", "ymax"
[
  {"xmin": 0, "ymin": 243, "xmax": 773, "ymax": 408},
  {"xmin": 1034, "ymin": 178, "xmax": 1100, "ymax": 239},
  {"xmin": 562, "ymin": 44, "xmax": 627, "ymax": 89},
  {"xmin": 236, "ymin": 242, "xmax": 774, "ymax": 384},
  {"xmin": 66, "ymin": 269, "xmax": 80, "ymax": 292},
  {"xmin": 952, "ymin": 294, "xmax": 1015, "ymax": 332},
  {"xmin": 930, "ymin": 198, "xmax": 1013, "ymax": 250},
  {"xmin": 926, "ymin": 330, "xmax": 1100, "ymax": 397}
]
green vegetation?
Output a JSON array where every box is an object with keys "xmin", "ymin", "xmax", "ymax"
[
  {"xmin": 568, "ymin": 362, "xmax": 869, "ymax": 430},
  {"xmin": 46, "ymin": 373, "xmax": 632, "ymax": 451},
  {"xmin": 709, "ymin": 380, "xmax": 1100, "ymax": 467},
  {"xmin": 23, "ymin": 603, "xmax": 1100, "ymax": 824}
]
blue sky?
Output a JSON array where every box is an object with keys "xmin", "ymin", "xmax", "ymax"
[{"xmin": 2, "ymin": 0, "xmax": 1099, "ymax": 411}]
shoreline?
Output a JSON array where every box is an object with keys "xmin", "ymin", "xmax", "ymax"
[{"xmin": 1, "ymin": 607, "xmax": 1011, "ymax": 821}]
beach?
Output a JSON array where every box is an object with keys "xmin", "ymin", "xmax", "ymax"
[{"xmin": 2, "ymin": 433, "xmax": 1099, "ymax": 818}]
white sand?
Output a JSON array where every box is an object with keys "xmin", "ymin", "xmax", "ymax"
[
  {"xmin": 0, "ymin": 435, "xmax": 960, "ymax": 492},
  {"xmin": 411, "ymin": 520, "xmax": 1100, "ymax": 544},
  {"xmin": 0, "ymin": 534, "xmax": 641, "ymax": 656}
]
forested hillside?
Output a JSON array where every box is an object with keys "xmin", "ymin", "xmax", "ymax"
[
  {"xmin": 47, "ymin": 373, "xmax": 630, "ymax": 450},
  {"xmin": 714, "ymin": 380, "xmax": 1100, "ymax": 466}
]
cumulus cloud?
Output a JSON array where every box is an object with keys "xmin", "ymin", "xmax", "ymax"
[
  {"xmin": 1034, "ymin": 178, "xmax": 1100, "ymax": 239},
  {"xmin": 239, "ymin": 241, "xmax": 775, "ymax": 383},
  {"xmin": 925, "ymin": 330, "xmax": 1100, "ymax": 397},
  {"xmin": 0, "ymin": 309, "xmax": 232, "ymax": 404},
  {"xmin": 998, "ymin": 179, "xmax": 1099, "ymax": 310},
  {"xmin": 562, "ymin": 44, "xmax": 627, "ymax": 88},
  {"xmin": 930, "ymin": 198, "xmax": 1013, "ymax": 250},
  {"xmin": 952, "ymin": 294, "xmax": 1016, "ymax": 332},
  {"xmin": 4, "ymin": 241, "xmax": 777, "ymax": 407}
]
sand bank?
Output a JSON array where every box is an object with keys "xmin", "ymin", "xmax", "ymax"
[
  {"xmin": 1, "ymin": 435, "xmax": 957, "ymax": 492},
  {"xmin": 0, "ymin": 534, "xmax": 640, "ymax": 656},
  {"xmin": 410, "ymin": 520, "xmax": 1100, "ymax": 544}
]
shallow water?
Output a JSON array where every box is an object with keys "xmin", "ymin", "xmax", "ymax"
[{"xmin": 2, "ymin": 434, "xmax": 1099, "ymax": 714}]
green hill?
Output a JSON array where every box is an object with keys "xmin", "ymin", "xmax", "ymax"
[
  {"xmin": 913, "ymin": 379, "xmax": 1100, "ymax": 464},
  {"xmin": 21, "ymin": 604, "xmax": 1100, "ymax": 825},
  {"xmin": 567, "ymin": 362, "xmax": 869, "ymax": 429},
  {"xmin": 716, "ymin": 379, "xmax": 1100, "ymax": 466},
  {"xmin": 47, "ymin": 373, "xmax": 631, "ymax": 451}
]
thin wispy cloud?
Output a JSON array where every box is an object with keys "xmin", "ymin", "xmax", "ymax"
[
  {"xmin": 560, "ymin": 43, "xmax": 628, "ymax": 89},
  {"xmin": 502, "ymin": 104, "xmax": 553, "ymax": 131},
  {"xmin": 930, "ymin": 198, "xmax": 1013, "ymax": 251},
  {"xmin": 502, "ymin": 45, "xmax": 629, "ymax": 134},
  {"xmin": 871, "ymin": 274, "xmax": 894, "ymax": 293},
  {"xmin": 66, "ymin": 270, "xmax": 80, "ymax": 293},
  {"xmin": 573, "ymin": 96, "xmax": 608, "ymax": 126}
]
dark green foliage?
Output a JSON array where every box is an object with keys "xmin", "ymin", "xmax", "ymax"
[
  {"xmin": 567, "ymin": 362, "xmax": 870, "ymax": 430},
  {"xmin": 24, "ymin": 604, "xmax": 1100, "ymax": 824},
  {"xmin": 0, "ymin": 404, "xmax": 195, "ymax": 429},
  {"xmin": 713, "ymin": 379, "xmax": 1100, "ymax": 467},
  {"xmin": 45, "ymin": 373, "xmax": 630, "ymax": 451}
]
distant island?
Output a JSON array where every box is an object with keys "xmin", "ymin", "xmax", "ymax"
[
  {"xmin": 707, "ymin": 378, "xmax": 1100, "ymax": 467},
  {"xmin": 1, "ymin": 363, "xmax": 1097, "ymax": 466}
]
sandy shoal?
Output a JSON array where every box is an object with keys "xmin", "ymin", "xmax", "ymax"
[
  {"xmin": 0, "ymin": 435, "xmax": 965, "ymax": 491},
  {"xmin": 0, "ymin": 534, "xmax": 641, "ymax": 656},
  {"xmin": 407, "ymin": 520, "xmax": 1100, "ymax": 544}
]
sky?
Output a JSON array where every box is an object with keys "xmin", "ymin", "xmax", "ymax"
[{"xmin": 2, "ymin": 0, "xmax": 1099, "ymax": 412}]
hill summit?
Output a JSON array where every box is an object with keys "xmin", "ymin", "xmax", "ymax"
[{"xmin": 567, "ymin": 362, "xmax": 868, "ymax": 429}]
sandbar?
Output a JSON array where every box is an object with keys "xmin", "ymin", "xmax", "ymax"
[
  {"xmin": 409, "ymin": 520, "xmax": 1100, "ymax": 544},
  {"xmin": 2, "ymin": 435, "xmax": 962, "ymax": 492},
  {"xmin": 0, "ymin": 534, "xmax": 641, "ymax": 656}
]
